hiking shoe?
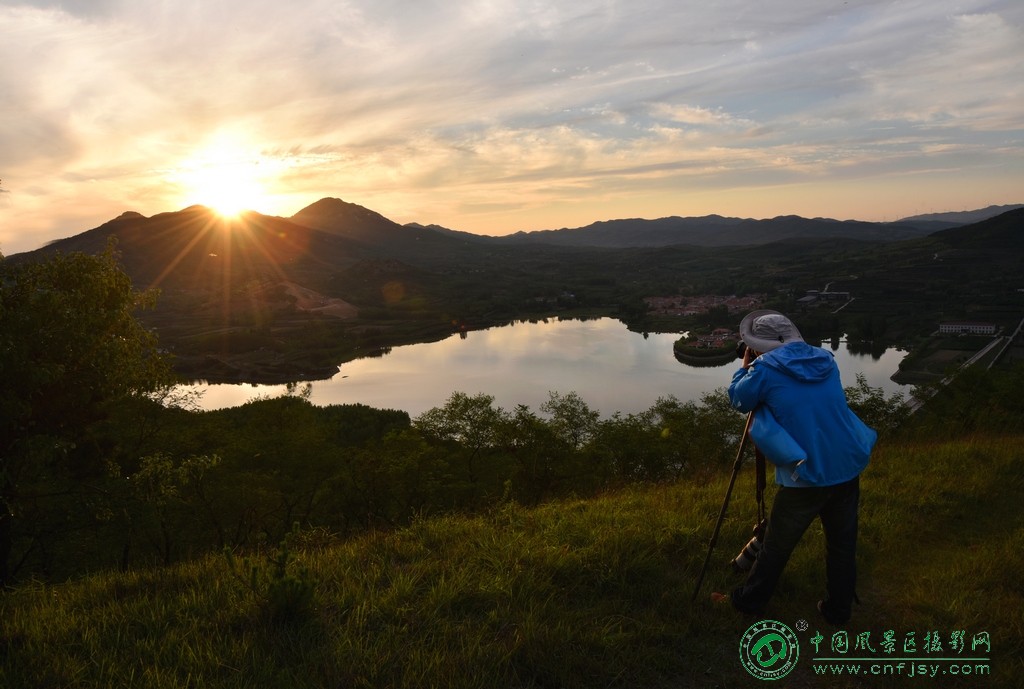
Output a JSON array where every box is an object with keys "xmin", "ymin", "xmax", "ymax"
[{"xmin": 817, "ymin": 599, "xmax": 850, "ymax": 626}]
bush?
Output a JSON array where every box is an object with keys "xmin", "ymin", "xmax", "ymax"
[
  {"xmin": 225, "ymin": 526, "xmax": 317, "ymax": 627},
  {"xmin": 843, "ymin": 374, "xmax": 910, "ymax": 436}
]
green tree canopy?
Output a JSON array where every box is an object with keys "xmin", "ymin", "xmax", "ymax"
[{"xmin": 0, "ymin": 247, "xmax": 172, "ymax": 583}]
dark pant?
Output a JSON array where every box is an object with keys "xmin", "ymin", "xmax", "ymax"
[{"xmin": 731, "ymin": 476, "xmax": 860, "ymax": 624}]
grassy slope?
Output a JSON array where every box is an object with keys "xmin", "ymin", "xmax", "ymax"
[{"xmin": 2, "ymin": 436, "xmax": 1021, "ymax": 688}]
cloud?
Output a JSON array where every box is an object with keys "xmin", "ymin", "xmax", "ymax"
[
  {"xmin": 0, "ymin": 0, "xmax": 1022, "ymax": 253},
  {"xmin": 859, "ymin": 12, "xmax": 1024, "ymax": 131}
]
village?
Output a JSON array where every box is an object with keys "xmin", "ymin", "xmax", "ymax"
[
  {"xmin": 647, "ymin": 291, "xmax": 1015, "ymax": 377},
  {"xmin": 646, "ymin": 289, "xmax": 869, "ymax": 350},
  {"xmin": 644, "ymin": 293, "xmax": 765, "ymax": 350},
  {"xmin": 643, "ymin": 293, "xmax": 767, "ymax": 318}
]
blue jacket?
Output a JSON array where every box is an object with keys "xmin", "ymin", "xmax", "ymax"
[{"xmin": 729, "ymin": 342, "xmax": 876, "ymax": 487}]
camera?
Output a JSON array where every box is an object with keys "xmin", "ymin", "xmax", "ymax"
[
  {"xmin": 735, "ymin": 341, "xmax": 747, "ymax": 360},
  {"xmin": 731, "ymin": 519, "xmax": 766, "ymax": 573}
]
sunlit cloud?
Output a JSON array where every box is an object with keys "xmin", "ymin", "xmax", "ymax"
[
  {"xmin": 1, "ymin": 0, "xmax": 1022, "ymax": 253},
  {"xmin": 651, "ymin": 104, "xmax": 754, "ymax": 129}
]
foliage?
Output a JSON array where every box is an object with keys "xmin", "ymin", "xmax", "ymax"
[
  {"xmin": 905, "ymin": 363, "xmax": 1024, "ymax": 439},
  {"xmin": 224, "ymin": 525, "xmax": 318, "ymax": 627},
  {"xmin": 0, "ymin": 247, "xmax": 172, "ymax": 583},
  {"xmin": 415, "ymin": 392, "xmax": 505, "ymax": 487},
  {"xmin": 0, "ymin": 364, "xmax": 926, "ymax": 585},
  {"xmin": 843, "ymin": 373, "xmax": 910, "ymax": 436},
  {"xmin": 540, "ymin": 391, "xmax": 600, "ymax": 451},
  {"xmin": 124, "ymin": 452, "xmax": 222, "ymax": 566},
  {"xmin": 0, "ymin": 243, "xmax": 1003, "ymax": 586},
  {"xmin": 1, "ymin": 434, "xmax": 1020, "ymax": 688}
]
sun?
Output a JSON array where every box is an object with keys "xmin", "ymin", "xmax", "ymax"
[
  {"xmin": 172, "ymin": 136, "xmax": 272, "ymax": 218},
  {"xmin": 189, "ymin": 166, "xmax": 263, "ymax": 218}
]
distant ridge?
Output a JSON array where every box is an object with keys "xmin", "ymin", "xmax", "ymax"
[
  {"xmin": 483, "ymin": 214, "xmax": 941, "ymax": 248},
  {"xmin": 928, "ymin": 206, "xmax": 1024, "ymax": 248},
  {"xmin": 898, "ymin": 204, "xmax": 1024, "ymax": 224}
]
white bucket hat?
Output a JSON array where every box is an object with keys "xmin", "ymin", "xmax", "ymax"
[{"xmin": 739, "ymin": 309, "xmax": 804, "ymax": 353}]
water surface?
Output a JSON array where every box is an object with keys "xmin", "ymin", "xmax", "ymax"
[{"xmin": 190, "ymin": 318, "xmax": 909, "ymax": 417}]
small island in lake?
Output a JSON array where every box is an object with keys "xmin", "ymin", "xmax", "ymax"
[{"xmin": 673, "ymin": 328, "xmax": 740, "ymax": 366}]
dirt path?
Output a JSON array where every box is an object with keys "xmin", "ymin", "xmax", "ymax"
[{"xmin": 281, "ymin": 281, "xmax": 358, "ymax": 319}]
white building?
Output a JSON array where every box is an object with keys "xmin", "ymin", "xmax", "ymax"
[{"xmin": 938, "ymin": 322, "xmax": 997, "ymax": 335}]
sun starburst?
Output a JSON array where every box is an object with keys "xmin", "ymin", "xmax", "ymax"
[{"xmin": 171, "ymin": 134, "xmax": 273, "ymax": 218}]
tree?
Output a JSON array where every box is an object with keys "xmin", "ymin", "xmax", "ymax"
[
  {"xmin": 650, "ymin": 391, "xmax": 743, "ymax": 477},
  {"xmin": 843, "ymin": 374, "xmax": 909, "ymax": 436},
  {"xmin": 501, "ymin": 403, "xmax": 571, "ymax": 501},
  {"xmin": 415, "ymin": 392, "xmax": 506, "ymax": 486},
  {"xmin": 0, "ymin": 246, "xmax": 172, "ymax": 583},
  {"xmin": 540, "ymin": 391, "xmax": 599, "ymax": 451}
]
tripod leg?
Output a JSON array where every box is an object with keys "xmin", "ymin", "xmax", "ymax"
[{"xmin": 691, "ymin": 411, "xmax": 754, "ymax": 602}]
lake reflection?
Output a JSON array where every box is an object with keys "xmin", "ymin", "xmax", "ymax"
[{"xmin": 189, "ymin": 318, "xmax": 909, "ymax": 417}]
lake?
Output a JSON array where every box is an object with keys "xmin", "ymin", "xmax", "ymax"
[{"xmin": 187, "ymin": 318, "xmax": 910, "ymax": 417}]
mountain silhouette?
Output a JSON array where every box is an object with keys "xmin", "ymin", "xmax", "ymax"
[
  {"xmin": 13, "ymin": 198, "xmax": 1021, "ymax": 304},
  {"xmin": 16, "ymin": 198, "xmax": 1020, "ymax": 269},
  {"xmin": 928, "ymin": 207, "xmax": 1024, "ymax": 249},
  {"xmin": 488, "ymin": 214, "xmax": 949, "ymax": 248},
  {"xmin": 22, "ymin": 205, "xmax": 363, "ymax": 291},
  {"xmin": 898, "ymin": 204, "xmax": 1024, "ymax": 225},
  {"xmin": 7, "ymin": 199, "xmax": 1020, "ymax": 382},
  {"xmin": 290, "ymin": 197, "xmax": 477, "ymax": 263}
]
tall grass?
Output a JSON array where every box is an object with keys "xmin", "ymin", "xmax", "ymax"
[{"xmin": 2, "ymin": 435, "xmax": 1021, "ymax": 688}]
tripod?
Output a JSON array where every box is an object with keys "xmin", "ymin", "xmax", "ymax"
[{"xmin": 691, "ymin": 411, "xmax": 756, "ymax": 602}]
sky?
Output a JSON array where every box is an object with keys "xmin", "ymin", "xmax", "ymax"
[{"xmin": 1, "ymin": 0, "xmax": 1022, "ymax": 255}]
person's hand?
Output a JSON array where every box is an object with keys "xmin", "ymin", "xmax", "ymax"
[{"xmin": 742, "ymin": 347, "xmax": 757, "ymax": 368}]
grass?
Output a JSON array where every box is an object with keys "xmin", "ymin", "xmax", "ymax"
[{"xmin": 2, "ymin": 435, "xmax": 1021, "ymax": 688}]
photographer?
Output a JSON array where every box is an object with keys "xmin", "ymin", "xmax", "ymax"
[{"xmin": 713, "ymin": 310, "xmax": 877, "ymax": 625}]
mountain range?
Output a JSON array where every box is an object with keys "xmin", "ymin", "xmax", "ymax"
[
  {"xmin": 18, "ymin": 198, "xmax": 1020, "ymax": 267},
  {"xmin": 421, "ymin": 214, "xmax": 953, "ymax": 249},
  {"xmin": 896, "ymin": 204, "xmax": 1024, "ymax": 225},
  {"xmin": 9, "ymin": 198, "xmax": 1021, "ymax": 382}
]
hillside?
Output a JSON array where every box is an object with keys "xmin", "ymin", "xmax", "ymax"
[
  {"xmin": 6, "ymin": 201, "xmax": 1022, "ymax": 383},
  {"xmin": 290, "ymin": 197, "xmax": 465, "ymax": 254},
  {"xmin": 8, "ymin": 203, "xmax": 471, "ymax": 382},
  {"xmin": 810, "ymin": 207, "xmax": 1024, "ymax": 340},
  {"xmin": 1, "ymin": 434, "xmax": 1019, "ymax": 688},
  {"xmin": 928, "ymin": 206, "xmax": 1024, "ymax": 249},
  {"xmin": 898, "ymin": 204, "xmax": 1024, "ymax": 225},
  {"xmin": 22, "ymin": 205, "xmax": 364, "ymax": 290}
]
